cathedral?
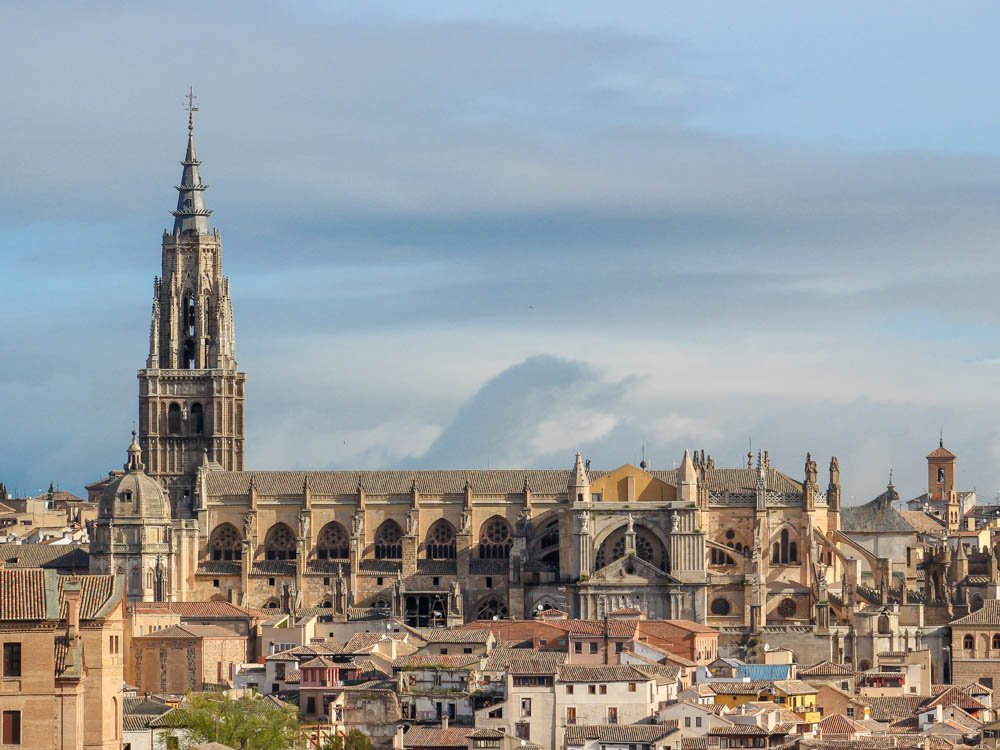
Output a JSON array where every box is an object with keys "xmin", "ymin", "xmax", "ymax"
[{"xmin": 93, "ymin": 106, "xmax": 964, "ymax": 647}]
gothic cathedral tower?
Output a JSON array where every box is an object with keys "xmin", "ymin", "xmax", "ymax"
[{"xmin": 138, "ymin": 98, "xmax": 246, "ymax": 515}]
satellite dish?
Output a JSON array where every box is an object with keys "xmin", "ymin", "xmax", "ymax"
[{"xmin": 537, "ymin": 604, "xmax": 544, "ymax": 611}]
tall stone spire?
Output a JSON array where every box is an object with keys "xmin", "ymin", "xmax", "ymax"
[
  {"xmin": 171, "ymin": 88, "xmax": 212, "ymax": 235},
  {"xmin": 138, "ymin": 89, "xmax": 246, "ymax": 513}
]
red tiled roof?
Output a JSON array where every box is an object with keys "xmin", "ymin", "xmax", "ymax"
[
  {"xmin": 819, "ymin": 713, "xmax": 869, "ymax": 736},
  {"xmin": 0, "ymin": 568, "xmax": 48, "ymax": 619},
  {"xmin": 135, "ymin": 624, "xmax": 243, "ymax": 639},
  {"xmin": 402, "ymin": 726, "xmax": 472, "ymax": 748},
  {"xmin": 0, "ymin": 569, "xmax": 118, "ymax": 622}
]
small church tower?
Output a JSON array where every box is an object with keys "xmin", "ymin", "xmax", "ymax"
[
  {"xmin": 137, "ymin": 91, "xmax": 246, "ymax": 515},
  {"xmin": 927, "ymin": 437, "xmax": 959, "ymax": 531}
]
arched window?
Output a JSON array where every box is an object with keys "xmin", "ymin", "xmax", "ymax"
[
  {"xmin": 858, "ymin": 659, "xmax": 872, "ymax": 672},
  {"xmin": 878, "ymin": 613, "xmax": 891, "ymax": 634},
  {"xmin": 475, "ymin": 596, "xmax": 509, "ymax": 620},
  {"xmin": 264, "ymin": 523, "xmax": 297, "ymax": 561},
  {"xmin": 374, "ymin": 520, "xmax": 403, "ymax": 560},
  {"xmin": 316, "ymin": 522, "xmax": 349, "ymax": 560},
  {"xmin": 992, "ymin": 634, "xmax": 1000, "ymax": 651},
  {"xmin": 773, "ymin": 529, "xmax": 796, "ymax": 564},
  {"xmin": 777, "ymin": 598, "xmax": 797, "ymax": 618},
  {"xmin": 168, "ymin": 403, "xmax": 182, "ymax": 435},
  {"xmin": 190, "ymin": 403, "xmax": 204, "ymax": 434},
  {"xmin": 210, "ymin": 523, "xmax": 242, "ymax": 561},
  {"xmin": 594, "ymin": 526, "xmax": 668, "ymax": 572},
  {"xmin": 972, "ymin": 595, "xmax": 985, "ymax": 612},
  {"xmin": 710, "ymin": 598, "xmax": 732, "ymax": 616},
  {"xmin": 426, "ymin": 520, "xmax": 457, "ymax": 560},
  {"xmin": 710, "ymin": 547, "xmax": 735, "ymax": 566},
  {"xmin": 964, "ymin": 634, "xmax": 975, "ymax": 650},
  {"xmin": 264, "ymin": 599, "xmax": 280, "ymax": 609},
  {"xmin": 372, "ymin": 598, "xmax": 389, "ymax": 610},
  {"xmin": 479, "ymin": 517, "xmax": 513, "ymax": 559},
  {"xmin": 183, "ymin": 338, "xmax": 196, "ymax": 369},
  {"xmin": 185, "ymin": 293, "xmax": 196, "ymax": 336},
  {"xmin": 320, "ymin": 600, "xmax": 332, "ymax": 609}
]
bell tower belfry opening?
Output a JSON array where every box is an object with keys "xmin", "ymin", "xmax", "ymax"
[{"xmin": 137, "ymin": 90, "xmax": 246, "ymax": 515}]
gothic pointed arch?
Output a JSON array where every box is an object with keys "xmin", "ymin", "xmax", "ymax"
[
  {"xmin": 770, "ymin": 525, "xmax": 799, "ymax": 564},
  {"xmin": 426, "ymin": 519, "xmax": 457, "ymax": 560},
  {"xmin": 594, "ymin": 523, "xmax": 669, "ymax": 572},
  {"xmin": 315, "ymin": 521, "xmax": 349, "ymax": 560},
  {"xmin": 210, "ymin": 522, "xmax": 242, "ymax": 561},
  {"xmin": 374, "ymin": 519, "xmax": 403, "ymax": 560},
  {"xmin": 475, "ymin": 596, "xmax": 509, "ymax": 620},
  {"xmin": 264, "ymin": 522, "xmax": 297, "ymax": 561},
  {"xmin": 479, "ymin": 516, "xmax": 513, "ymax": 559}
]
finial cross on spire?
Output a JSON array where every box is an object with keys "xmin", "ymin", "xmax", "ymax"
[{"xmin": 184, "ymin": 86, "xmax": 199, "ymax": 132}]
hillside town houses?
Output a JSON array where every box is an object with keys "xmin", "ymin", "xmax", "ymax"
[{"xmin": 7, "ymin": 107, "xmax": 1000, "ymax": 750}]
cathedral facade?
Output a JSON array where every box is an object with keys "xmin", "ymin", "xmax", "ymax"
[{"xmin": 94, "ymin": 108, "xmax": 853, "ymax": 631}]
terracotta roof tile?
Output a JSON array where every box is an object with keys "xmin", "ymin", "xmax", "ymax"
[
  {"xmin": 565, "ymin": 723, "xmax": 679, "ymax": 744},
  {"xmin": 799, "ymin": 660, "xmax": 856, "ymax": 677},
  {"xmin": 402, "ymin": 726, "xmax": 473, "ymax": 748},
  {"xmin": 819, "ymin": 713, "xmax": 870, "ymax": 735},
  {"xmin": 392, "ymin": 654, "xmax": 480, "ymax": 669},
  {"xmin": 557, "ymin": 664, "xmax": 653, "ymax": 682},
  {"xmin": 952, "ymin": 599, "xmax": 1000, "ymax": 625}
]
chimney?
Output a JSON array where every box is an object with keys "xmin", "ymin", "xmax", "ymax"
[
  {"xmin": 441, "ymin": 716, "xmax": 449, "ymax": 730},
  {"xmin": 63, "ymin": 578, "xmax": 82, "ymax": 639},
  {"xmin": 394, "ymin": 726, "xmax": 405, "ymax": 750}
]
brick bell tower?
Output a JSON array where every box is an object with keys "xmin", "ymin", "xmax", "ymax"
[{"xmin": 138, "ymin": 90, "xmax": 246, "ymax": 515}]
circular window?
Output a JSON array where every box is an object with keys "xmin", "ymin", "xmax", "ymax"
[
  {"xmin": 725, "ymin": 529, "xmax": 736, "ymax": 540},
  {"xmin": 485, "ymin": 519, "xmax": 511, "ymax": 544},
  {"xmin": 711, "ymin": 598, "xmax": 731, "ymax": 616},
  {"xmin": 778, "ymin": 598, "xmax": 797, "ymax": 618}
]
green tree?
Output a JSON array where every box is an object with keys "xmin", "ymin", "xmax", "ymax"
[
  {"xmin": 161, "ymin": 692, "xmax": 303, "ymax": 750},
  {"xmin": 322, "ymin": 729, "xmax": 374, "ymax": 750}
]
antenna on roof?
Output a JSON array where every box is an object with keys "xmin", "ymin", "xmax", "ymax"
[
  {"xmin": 940, "ymin": 428, "xmax": 944, "ymax": 448},
  {"xmin": 640, "ymin": 444, "xmax": 648, "ymax": 471}
]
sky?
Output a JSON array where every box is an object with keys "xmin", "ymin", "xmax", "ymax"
[{"xmin": 3, "ymin": 1, "xmax": 1000, "ymax": 504}]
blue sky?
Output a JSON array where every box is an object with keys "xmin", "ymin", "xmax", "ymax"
[{"xmin": 3, "ymin": 1, "xmax": 1000, "ymax": 503}]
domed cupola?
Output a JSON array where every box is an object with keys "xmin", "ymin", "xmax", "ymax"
[{"xmin": 100, "ymin": 432, "xmax": 171, "ymax": 520}]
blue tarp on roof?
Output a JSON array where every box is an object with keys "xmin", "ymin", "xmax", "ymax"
[{"xmin": 735, "ymin": 664, "xmax": 792, "ymax": 680}]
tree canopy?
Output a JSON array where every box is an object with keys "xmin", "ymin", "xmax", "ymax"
[
  {"xmin": 322, "ymin": 729, "xmax": 374, "ymax": 750},
  {"xmin": 162, "ymin": 692, "xmax": 302, "ymax": 750}
]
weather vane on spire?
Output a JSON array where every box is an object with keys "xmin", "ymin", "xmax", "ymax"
[{"xmin": 185, "ymin": 86, "xmax": 199, "ymax": 132}]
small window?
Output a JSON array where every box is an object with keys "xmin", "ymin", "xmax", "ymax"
[
  {"xmin": 268, "ymin": 577, "xmax": 275, "ymax": 586},
  {"xmin": 324, "ymin": 577, "xmax": 331, "ymax": 585},
  {"xmin": 592, "ymin": 493, "xmax": 602, "ymax": 502},
  {"xmin": 433, "ymin": 577, "xmax": 440, "ymax": 586},
  {"xmin": 566, "ymin": 685, "xmax": 574, "ymax": 694},
  {"xmin": 213, "ymin": 579, "xmax": 220, "ymax": 588},
  {"xmin": 696, "ymin": 717, "xmax": 702, "ymax": 728},
  {"xmin": 566, "ymin": 707, "xmax": 577, "ymax": 725},
  {"xmin": 377, "ymin": 577, "xmax": 384, "ymax": 586},
  {"xmin": 485, "ymin": 576, "xmax": 493, "ymax": 589},
  {"xmin": 684, "ymin": 718, "xmax": 691, "ymax": 728},
  {"xmin": 440, "ymin": 648, "xmax": 449, "ymax": 655},
  {"xmin": 628, "ymin": 682, "xmax": 637, "ymax": 692},
  {"xmin": 464, "ymin": 647, "xmax": 473, "ymax": 654},
  {"xmin": 575, "ymin": 643, "xmax": 583, "ymax": 654},
  {"xmin": 588, "ymin": 685, "xmax": 596, "ymax": 694},
  {"xmin": 599, "ymin": 685, "xmax": 607, "ymax": 695},
  {"xmin": 3, "ymin": 643, "xmax": 21, "ymax": 677},
  {"xmin": 607, "ymin": 707, "xmax": 618, "ymax": 724},
  {"xmin": 589, "ymin": 642, "xmax": 598, "ymax": 654},
  {"xmin": 615, "ymin": 642, "xmax": 623, "ymax": 653},
  {"xmin": 520, "ymin": 698, "xmax": 532, "ymax": 718}
]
